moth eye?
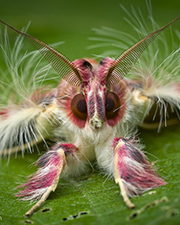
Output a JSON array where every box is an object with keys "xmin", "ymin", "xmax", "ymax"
[
  {"xmin": 105, "ymin": 92, "xmax": 121, "ymax": 119},
  {"xmin": 71, "ymin": 94, "xmax": 87, "ymax": 120}
]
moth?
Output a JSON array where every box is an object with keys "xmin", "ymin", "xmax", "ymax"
[{"xmin": 0, "ymin": 15, "xmax": 179, "ymax": 217}]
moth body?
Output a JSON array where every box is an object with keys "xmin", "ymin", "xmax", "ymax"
[{"xmin": 0, "ymin": 15, "xmax": 179, "ymax": 216}]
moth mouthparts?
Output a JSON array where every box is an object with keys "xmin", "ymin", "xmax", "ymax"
[{"xmin": 89, "ymin": 117, "xmax": 104, "ymax": 130}]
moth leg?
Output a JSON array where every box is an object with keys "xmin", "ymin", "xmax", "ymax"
[
  {"xmin": 0, "ymin": 94, "xmax": 60, "ymax": 157},
  {"xmin": 130, "ymin": 89, "xmax": 152, "ymax": 123},
  {"xmin": 113, "ymin": 137, "xmax": 166, "ymax": 208},
  {"xmin": 141, "ymin": 84, "xmax": 180, "ymax": 129},
  {"xmin": 16, "ymin": 143, "xmax": 79, "ymax": 217},
  {"xmin": 130, "ymin": 81, "xmax": 180, "ymax": 129}
]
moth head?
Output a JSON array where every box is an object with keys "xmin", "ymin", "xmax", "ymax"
[
  {"xmin": 70, "ymin": 81, "xmax": 123, "ymax": 130},
  {"xmin": 70, "ymin": 57, "xmax": 127, "ymax": 130}
]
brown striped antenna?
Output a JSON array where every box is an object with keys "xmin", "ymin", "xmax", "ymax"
[
  {"xmin": 105, "ymin": 16, "xmax": 180, "ymax": 85},
  {"xmin": 0, "ymin": 19, "xmax": 83, "ymax": 86}
]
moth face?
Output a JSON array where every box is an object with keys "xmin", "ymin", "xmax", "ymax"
[{"xmin": 70, "ymin": 59, "xmax": 123, "ymax": 129}]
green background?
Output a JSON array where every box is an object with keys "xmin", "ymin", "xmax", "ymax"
[{"xmin": 0, "ymin": 0, "xmax": 180, "ymax": 224}]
